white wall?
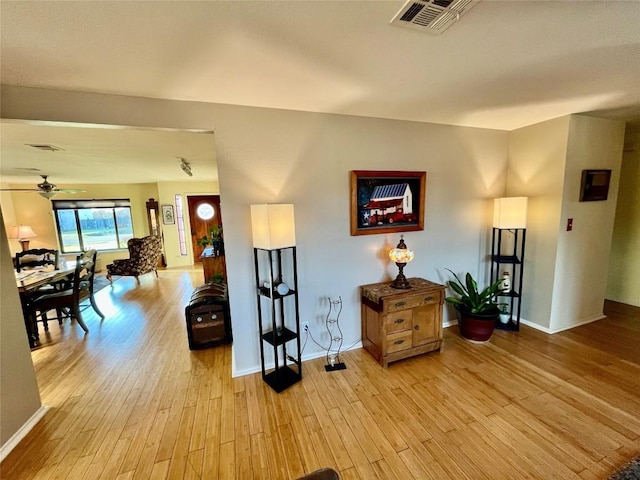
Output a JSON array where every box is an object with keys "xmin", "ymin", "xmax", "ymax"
[
  {"xmin": 606, "ymin": 130, "xmax": 640, "ymax": 306},
  {"xmin": 550, "ymin": 115, "xmax": 624, "ymax": 331},
  {"xmin": 0, "ymin": 188, "xmax": 18, "ymax": 239},
  {"xmin": 211, "ymin": 105, "xmax": 508, "ymax": 374},
  {"xmin": 506, "ymin": 116, "xmax": 571, "ymax": 330},
  {"xmin": 0, "ymin": 210, "xmax": 43, "ymax": 450},
  {"xmin": 507, "ymin": 115, "xmax": 625, "ymax": 332}
]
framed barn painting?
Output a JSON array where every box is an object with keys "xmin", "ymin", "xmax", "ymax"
[{"xmin": 350, "ymin": 170, "xmax": 426, "ymax": 236}]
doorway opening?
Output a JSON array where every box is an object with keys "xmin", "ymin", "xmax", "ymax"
[{"xmin": 187, "ymin": 195, "xmax": 227, "ymax": 283}]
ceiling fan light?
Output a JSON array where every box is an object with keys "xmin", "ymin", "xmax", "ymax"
[{"xmin": 39, "ymin": 191, "xmax": 57, "ymax": 199}]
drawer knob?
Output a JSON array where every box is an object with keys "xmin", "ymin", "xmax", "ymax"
[
  {"xmin": 394, "ymin": 339, "xmax": 405, "ymax": 345},
  {"xmin": 394, "ymin": 318, "xmax": 405, "ymax": 324},
  {"xmin": 211, "ymin": 314, "xmax": 218, "ymax": 320},
  {"xmin": 196, "ymin": 316, "xmax": 203, "ymax": 323},
  {"xmin": 394, "ymin": 301, "xmax": 407, "ymax": 308},
  {"xmin": 424, "ymin": 296, "xmax": 433, "ymax": 301},
  {"xmin": 414, "ymin": 325, "xmax": 420, "ymax": 330}
]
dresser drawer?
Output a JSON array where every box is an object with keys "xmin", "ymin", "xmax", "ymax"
[
  {"xmin": 386, "ymin": 330, "xmax": 412, "ymax": 354},
  {"xmin": 385, "ymin": 310, "xmax": 413, "ymax": 334},
  {"xmin": 384, "ymin": 291, "xmax": 440, "ymax": 313}
]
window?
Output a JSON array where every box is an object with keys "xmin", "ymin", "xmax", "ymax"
[
  {"xmin": 175, "ymin": 194, "xmax": 187, "ymax": 256},
  {"xmin": 52, "ymin": 199, "xmax": 134, "ymax": 253}
]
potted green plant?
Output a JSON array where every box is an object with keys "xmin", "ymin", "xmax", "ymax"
[
  {"xmin": 197, "ymin": 235, "xmax": 212, "ymax": 248},
  {"xmin": 210, "ymin": 225, "xmax": 223, "ymax": 256},
  {"xmin": 444, "ymin": 269, "xmax": 502, "ymax": 342},
  {"xmin": 197, "ymin": 225, "xmax": 224, "ymax": 256},
  {"xmin": 208, "ymin": 272, "xmax": 225, "ymax": 285}
]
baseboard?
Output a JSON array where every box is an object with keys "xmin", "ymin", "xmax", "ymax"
[
  {"xmin": 520, "ymin": 314, "xmax": 607, "ymax": 334},
  {"xmin": 231, "ymin": 342, "xmax": 363, "ymax": 378},
  {"xmin": 520, "ymin": 317, "xmax": 552, "ymax": 334},
  {"xmin": 604, "ymin": 299, "xmax": 640, "ymax": 317},
  {"xmin": 0, "ymin": 405, "xmax": 49, "ymax": 462}
]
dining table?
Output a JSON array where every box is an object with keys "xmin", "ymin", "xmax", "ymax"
[{"xmin": 15, "ymin": 261, "xmax": 76, "ymax": 348}]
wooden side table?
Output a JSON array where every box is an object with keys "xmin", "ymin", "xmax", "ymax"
[
  {"xmin": 200, "ymin": 247, "xmax": 226, "ymax": 283},
  {"xmin": 360, "ymin": 277, "xmax": 444, "ymax": 367}
]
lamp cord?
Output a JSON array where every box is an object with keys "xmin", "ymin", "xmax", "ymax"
[{"xmin": 303, "ymin": 328, "xmax": 360, "ymax": 355}]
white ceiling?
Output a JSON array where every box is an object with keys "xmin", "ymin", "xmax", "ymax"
[
  {"xmin": 0, "ymin": 123, "xmax": 216, "ymax": 185},
  {"xmin": 1, "ymin": 1, "xmax": 639, "ymax": 184}
]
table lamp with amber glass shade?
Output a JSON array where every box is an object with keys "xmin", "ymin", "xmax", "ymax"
[{"xmin": 389, "ymin": 235, "xmax": 414, "ymax": 289}]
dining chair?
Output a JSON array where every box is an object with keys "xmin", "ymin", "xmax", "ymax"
[
  {"xmin": 16, "ymin": 248, "xmax": 69, "ymax": 299},
  {"xmin": 15, "ymin": 248, "xmax": 59, "ymax": 272},
  {"xmin": 28, "ymin": 249, "xmax": 105, "ymax": 334}
]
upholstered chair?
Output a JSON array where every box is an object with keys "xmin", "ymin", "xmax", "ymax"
[
  {"xmin": 297, "ymin": 468, "xmax": 339, "ymax": 480},
  {"xmin": 106, "ymin": 235, "xmax": 162, "ymax": 284}
]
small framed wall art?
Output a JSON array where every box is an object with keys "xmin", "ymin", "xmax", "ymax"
[
  {"xmin": 162, "ymin": 204, "xmax": 176, "ymax": 224},
  {"xmin": 579, "ymin": 169, "xmax": 611, "ymax": 202},
  {"xmin": 350, "ymin": 170, "xmax": 426, "ymax": 236}
]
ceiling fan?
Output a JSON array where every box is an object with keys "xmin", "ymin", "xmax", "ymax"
[{"xmin": 0, "ymin": 175, "xmax": 85, "ymax": 199}]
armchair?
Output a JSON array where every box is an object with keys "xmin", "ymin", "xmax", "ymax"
[{"xmin": 106, "ymin": 235, "xmax": 162, "ymax": 284}]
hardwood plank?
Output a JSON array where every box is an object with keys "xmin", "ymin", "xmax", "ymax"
[
  {"xmin": 201, "ymin": 398, "xmax": 222, "ymax": 480},
  {"xmin": 186, "ymin": 449, "xmax": 203, "ymax": 479},
  {"xmin": 302, "ymin": 370, "xmax": 354, "ymax": 472},
  {"xmin": 130, "ymin": 408, "xmax": 169, "ymax": 480},
  {"xmin": 396, "ymin": 447, "xmax": 438, "ymax": 480},
  {"xmin": 245, "ymin": 372, "xmax": 264, "ymax": 436},
  {"xmin": 3, "ymin": 269, "xmax": 639, "ymax": 480},
  {"xmin": 278, "ymin": 422, "xmax": 305, "ymax": 479},
  {"xmin": 326, "ymin": 407, "xmax": 379, "ymax": 479},
  {"xmin": 148, "ymin": 459, "xmax": 170, "ymax": 480},
  {"xmin": 233, "ymin": 390, "xmax": 253, "ymax": 479},
  {"xmin": 249, "ymin": 433, "xmax": 271, "ymax": 480},
  {"xmin": 283, "ymin": 391, "xmax": 320, "ymax": 474},
  {"xmin": 301, "ymin": 415, "xmax": 338, "ymax": 473},
  {"xmin": 218, "ymin": 441, "xmax": 235, "ymax": 480},
  {"xmin": 166, "ymin": 405, "xmax": 196, "ymax": 479}
]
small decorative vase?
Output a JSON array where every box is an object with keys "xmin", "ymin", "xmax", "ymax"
[
  {"xmin": 499, "ymin": 311, "xmax": 511, "ymax": 324},
  {"xmin": 501, "ymin": 271, "xmax": 511, "ymax": 293}
]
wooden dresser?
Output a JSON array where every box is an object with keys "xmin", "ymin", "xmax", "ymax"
[{"xmin": 360, "ymin": 277, "xmax": 445, "ymax": 367}]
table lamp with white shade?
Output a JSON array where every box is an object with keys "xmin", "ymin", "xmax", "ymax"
[{"xmin": 9, "ymin": 225, "xmax": 37, "ymax": 251}]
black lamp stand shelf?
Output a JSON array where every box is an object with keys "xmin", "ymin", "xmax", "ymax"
[
  {"xmin": 254, "ymin": 246, "xmax": 302, "ymax": 393},
  {"xmin": 491, "ymin": 227, "xmax": 526, "ymax": 331}
]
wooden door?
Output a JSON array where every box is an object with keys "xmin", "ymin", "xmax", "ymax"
[{"xmin": 187, "ymin": 195, "xmax": 223, "ymax": 262}]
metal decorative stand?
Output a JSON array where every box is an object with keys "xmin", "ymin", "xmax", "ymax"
[
  {"xmin": 254, "ymin": 247, "xmax": 302, "ymax": 392},
  {"xmin": 324, "ymin": 296, "xmax": 346, "ymax": 372},
  {"xmin": 491, "ymin": 227, "xmax": 526, "ymax": 331}
]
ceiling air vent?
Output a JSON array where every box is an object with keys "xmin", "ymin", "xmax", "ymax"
[{"xmin": 390, "ymin": 0, "xmax": 480, "ymax": 34}]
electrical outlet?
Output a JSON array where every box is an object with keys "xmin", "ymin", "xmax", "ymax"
[{"xmin": 301, "ymin": 321, "xmax": 309, "ymax": 332}]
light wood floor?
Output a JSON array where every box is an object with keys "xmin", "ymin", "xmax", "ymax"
[{"xmin": 2, "ymin": 269, "xmax": 639, "ymax": 479}]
